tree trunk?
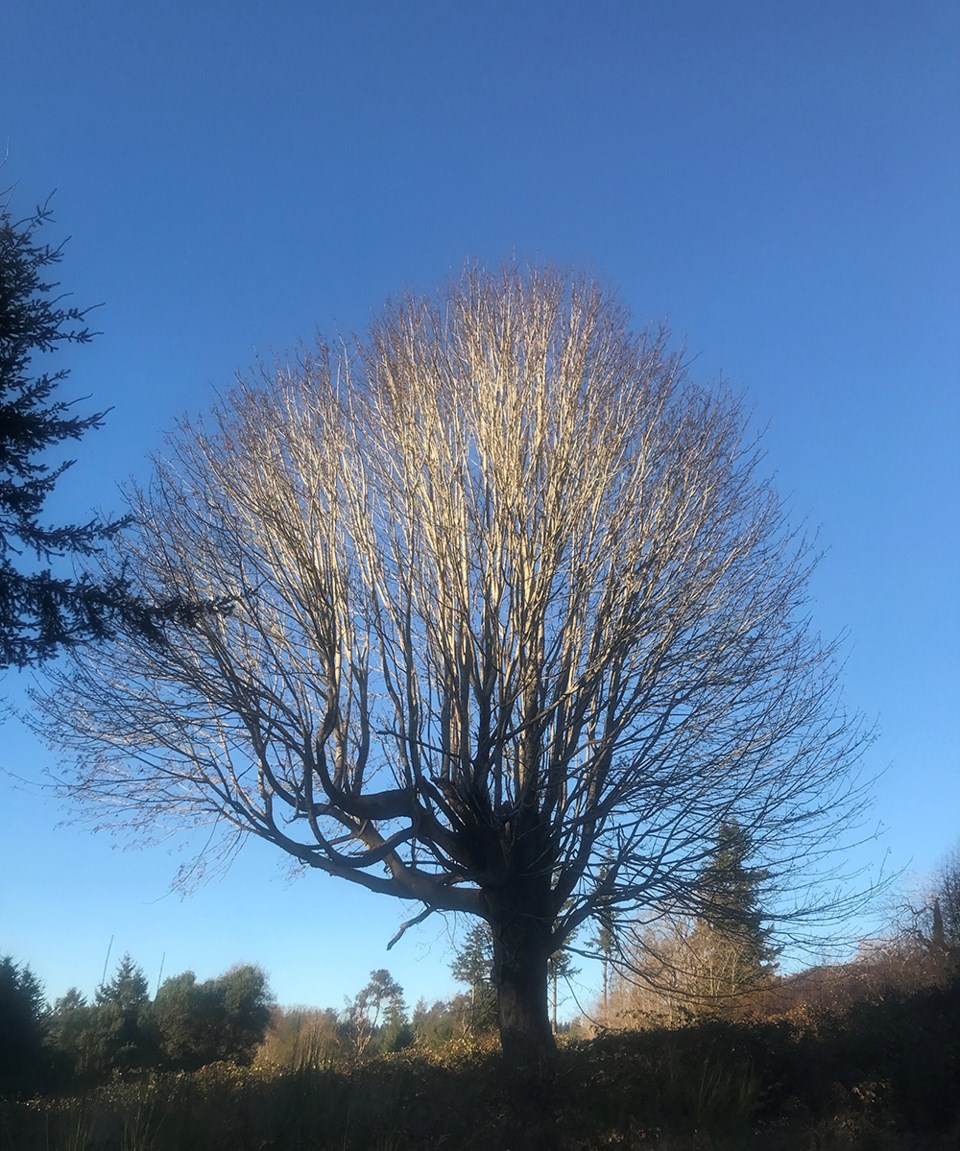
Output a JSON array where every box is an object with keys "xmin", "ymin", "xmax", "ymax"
[{"xmin": 490, "ymin": 909, "xmax": 555, "ymax": 1066}]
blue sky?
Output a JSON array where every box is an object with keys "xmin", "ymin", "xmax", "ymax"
[{"xmin": 1, "ymin": 1, "xmax": 957, "ymax": 1016}]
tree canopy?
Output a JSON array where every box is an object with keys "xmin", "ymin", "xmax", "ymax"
[{"xmin": 32, "ymin": 265, "xmax": 871, "ymax": 1062}]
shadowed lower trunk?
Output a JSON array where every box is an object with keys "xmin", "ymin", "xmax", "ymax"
[{"xmin": 491, "ymin": 910, "xmax": 556, "ymax": 1066}]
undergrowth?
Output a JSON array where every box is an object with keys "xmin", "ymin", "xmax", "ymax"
[{"xmin": 2, "ymin": 975, "xmax": 957, "ymax": 1151}]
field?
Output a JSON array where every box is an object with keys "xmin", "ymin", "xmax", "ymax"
[{"xmin": 4, "ymin": 973, "xmax": 958, "ymax": 1151}]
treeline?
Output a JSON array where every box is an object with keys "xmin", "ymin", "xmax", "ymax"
[
  {"xmin": 0, "ymin": 953, "xmax": 270, "ymax": 1096},
  {"xmin": 253, "ymin": 960, "xmax": 542, "ymax": 1071},
  {"xmin": 4, "ymin": 840, "xmax": 957, "ymax": 1104},
  {"xmin": 0, "ymin": 951, "xmax": 491, "ymax": 1097}
]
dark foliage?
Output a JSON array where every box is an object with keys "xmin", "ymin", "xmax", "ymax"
[
  {"xmin": 80, "ymin": 954, "xmax": 159, "ymax": 1077},
  {"xmin": 923, "ymin": 843, "xmax": 960, "ymax": 954},
  {"xmin": 154, "ymin": 964, "xmax": 272, "ymax": 1070},
  {"xmin": 41, "ymin": 956, "xmax": 272, "ymax": 1088},
  {"xmin": 0, "ymin": 195, "xmax": 237, "ymax": 668},
  {"xmin": 0, "ymin": 954, "xmax": 49, "ymax": 1095},
  {"xmin": 698, "ymin": 821, "xmax": 776, "ymax": 966},
  {"xmin": 0, "ymin": 196, "xmax": 133, "ymax": 668},
  {"xmin": 4, "ymin": 973, "xmax": 959, "ymax": 1149}
]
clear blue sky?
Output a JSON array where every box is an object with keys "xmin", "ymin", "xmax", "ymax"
[{"xmin": 1, "ymin": 1, "xmax": 957, "ymax": 1016}]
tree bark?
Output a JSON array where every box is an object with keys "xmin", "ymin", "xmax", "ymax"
[{"xmin": 490, "ymin": 908, "xmax": 556, "ymax": 1066}]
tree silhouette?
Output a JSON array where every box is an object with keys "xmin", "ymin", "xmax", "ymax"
[
  {"xmin": 0, "ymin": 954, "xmax": 48, "ymax": 1094},
  {"xmin": 153, "ymin": 963, "xmax": 271, "ymax": 1069},
  {"xmin": 35, "ymin": 266, "xmax": 872, "ymax": 1063},
  {"xmin": 89, "ymin": 954, "xmax": 156, "ymax": 1074},
  {"xmin": 0, "ymin": 195, "xmax": 132, "ymax": 668}
]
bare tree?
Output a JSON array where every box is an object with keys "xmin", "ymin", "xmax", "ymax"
[
  {"xmin": 896, "ymin": 842, "xmax": 960, "ymax": 976},
  {"xmin": 31, "ymin": 266, "xmax": 872, "ymax": 1064},
  {"xmin": 926, "ymin": 845, "xmax": 960, "ymax": 953}
]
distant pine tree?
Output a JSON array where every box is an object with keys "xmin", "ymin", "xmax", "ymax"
[
  {"xmin": 689, "ymin": 820, "xmax": 778, "ymax": 1010},
  {"xmin": 95, "ymin": 953, "xmax": 149, "ymax": 1010},
  {"xmin": 88, "ymin": 954, "xmax": 157, "ymax": 1075},
  {"xmin": 450, "ymin": 922, "xmax": 497, "ymax": 1033},
  {"xmin": 345, "ymin": 969, "xmax": 406, "ymax": 1057}
]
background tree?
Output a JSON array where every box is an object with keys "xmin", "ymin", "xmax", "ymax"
[
  {"xmin": 454, "ymin": 917, "xmax": 576, "ymax": 1033},
  {"xmin": 85, "ymin": 953, "xmax": 157, "ymax": 1075},
  {"xmin": 95, "ymin": 952, "xmax": 150, "ymax": 1012},
  {"xmin": 603, "ymin": 919, "xmax": 697, "ymax": 1029},
  {"xmin": 451, "ymin": 922, "xmax": 497, "ymax": 1034},
  {"xmin": 547, "ymin": 947, "xmax": 579, "ymax": 1034},
  {"xmin": 152, "ymin": 971, "xmax": 204, "ymax": 1067},
  {"xmin": 0, "ymin": 954, "xmax": 48, "ymax": 1094},
  {"xmin": 216, "ymin": 963, "xmax": 273, "ymax": 1062},
  {"xmin": 685, "ymin": 820, "xmax": 777, "ymax": 1011},
  {"xmin": 343, "ymin": 969, "xmax": 406, "ymax": 1058},
  {"xmin": 0, "ymin": 195, "xmax": 132, "ymax": 668},
  {"xmin": 379, "ymin": 984, "xmax": 412, "ymax": 1052},
  {"xmin": 255, "ymin": 1004, "xmax": 345, "ymax": 1069},
  {"xmin": 410, "ymin": 995, "xmax": 472, "ymax": 1048},
  {"xmin": 592, "ymin": 864, "xmax": 617, "ymax": 1017},
  {"xmin": 153, "ymin": 963, "xmax": 272, "ymax": 1069},
  {"xmin": 605, "ymin": 824, "xmax": 777, "ymax": 1025},
  {"xmin": 47, "ymin": 987, "xmax": 101, "ymax": 1085},
  {"xmin": 33, "ymin": 266, "xmax": 871, "ymax": 1064},
  {"xmin": 921, "ymin": 844, "xmax": 960, "ymax": 954},
  {"xmin": 881, "ymin": 840, "xmax": 960, "ymax": 989}
]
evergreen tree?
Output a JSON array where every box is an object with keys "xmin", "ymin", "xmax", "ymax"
[
  {"xmin": 380, "ymin": 985, "xmax": 412, "ymax": 1052},
  {"xmin": 89, "ymin": 954, "xmax": 156, "ymax": 1074},
  {"xmin": 96, "ymin": 953, "xmax": 149, "ymax": 1010},
  {"xmin": 0, "ymin": 954, "xmax": 48, "ymax": 1094},
  {"xmin": 547, "ymin": 947, "xmax": 579, "ymax": 1033},
  {"xmin": 689, "ymin": 820, "xmax": 777, "ymax": 1009},
  {"xmin": 929, "ymin": 845, "xmax": 960, "ymax": 952},
  {"xmin": 450, "ymin": 922, "xmax": 497, "ymax": 1034},
  {"xmin": 452, "ymin": 920, "xmax": 577, "ymax": 1034},
  {"xmin": 0, "ymin": 195, "xmax": 133, "ymax": 668},
  {"xmin": 47, "ymin": 987, "xmax": 93, "ymax": 1084},
  {"xmin": 591, "ymin": 863, "xmax": 617, "ymax": 1015}
]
